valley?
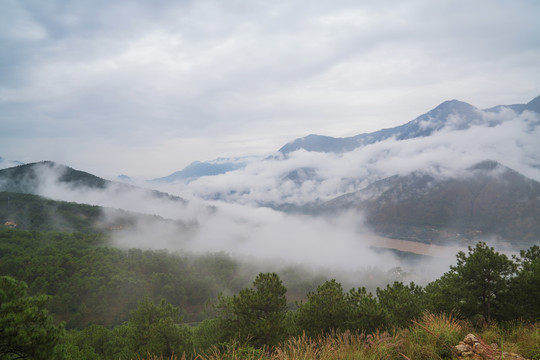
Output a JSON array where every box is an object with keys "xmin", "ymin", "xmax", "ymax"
[{"xmin": 1, "ymin": 94, "xmax": 540, "ymax": 360}]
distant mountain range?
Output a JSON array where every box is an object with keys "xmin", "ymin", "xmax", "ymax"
[
  {"xmin": 151, "ymin": 159, "xmax": 248, "ymax": 183},
  {"xmin": 279, "ymin": 95, "xmax": 540, "ymax": 154},
  {"xmin": 152, "ymin": 94, "xmax": 540, "ymax": 183}
]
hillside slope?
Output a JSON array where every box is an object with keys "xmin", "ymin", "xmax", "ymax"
[
  {"xmin": 0, "ymin": 161, "xmax": 186, "ymax": 203},
  {"xmin": 319, "ymin": 160, "xmax": 540, "ymax": 248}
]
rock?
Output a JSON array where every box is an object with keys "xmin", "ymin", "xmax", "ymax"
[
  {"xmin": 464, "ymin": 333, "xmax": 478, "ymax": 346},
  {"xmin": 454, "ymin": 334, "xmax": 530, "ymax": 360},
  {"xmin": 473, "ymin": 342, "xmax": 484, "ymax": 354},
  {"xmin": 455, "ymin": 344, "xmax": 472, "ymax": 355}
]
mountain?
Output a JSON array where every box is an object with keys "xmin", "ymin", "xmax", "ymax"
[
  {"xmin": 279, "ymin": 100, "xmax": 481, "ymax": 154},
  {"xmin": 0, "ymin": 161, "xmax": 186, "ymax": 203},
  {"xmin": 318, "ymin": 160, "xmax": 540, "ymax": 248},
  {"xmin": 279, "ymin": 95, "xmax": 540, "ymax": 155},
  {"xmin": 116, "ymin": 174, "xmax": 133, "ymax": 183},
  {"xmin": 484, "ymin": 94, "xmax": 540, "ymax": 114},
  {"xmin": 525, "ymin": 94, "xmax": 540, "ymax": 113},
  {"xmin": 152, "ymin": 158, "xmax": 250, "ymax": 183}
]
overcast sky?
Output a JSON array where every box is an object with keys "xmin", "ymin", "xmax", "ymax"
[{"xmin": 1, "ymin": 0, "xmax": 539, "ymax": 179}]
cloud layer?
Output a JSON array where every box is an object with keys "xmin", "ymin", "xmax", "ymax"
[{"xmin": 173, "ymin": 108, "xmax": 540, "ymax": 207}]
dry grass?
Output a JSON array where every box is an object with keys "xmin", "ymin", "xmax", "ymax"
[
  {"xmin": 134, "ymin": 353, "xmax": 186, "ymax": 360},
  {"xmin": 197, "ymin": 330, "xmax": 402, "ymax": 360},
  {"xmin": 400, "ymin": 312, "xmax": 469, "ymax": 360},
  {"xmin": 478, "ymin": 321, "xmax": 540, "ymax": 360},
  {"xmin": 139, "ymin": 314, "xmax": 538, "ymax": 360}
]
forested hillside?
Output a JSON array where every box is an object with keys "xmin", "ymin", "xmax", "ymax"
[
  {"xmin": 0, "ymin": 191, "xmax": 194, "ymax": 235},
  {"xmin": 1, "ymin": 227, "xmax": 539, "ymax": 359},
  {"xmin": 0, "ymin": 228, "xmax": 327, "ymax": 329}
]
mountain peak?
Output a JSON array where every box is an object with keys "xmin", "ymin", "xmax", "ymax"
[
  {"xmin": 525, "ymin": 94, "xmax": 540, "ymax": 113},
  {"xmin": 279, "ymin": 98, "xmax": 484, "ymax": 154},
  {"xmin": 420, "ymin": 99, "xmax": 479, "ymax": 122},
  {"xmin": 468, "ymin": 160, "xmax": 501, "ymax": 171},
  {"xmin": 436, "ymin": 99, "xmax": 473, "ymax": 107}
]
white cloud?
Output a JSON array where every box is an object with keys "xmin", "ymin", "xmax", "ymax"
[
  {"xmin": 177, "ymin": 108, "xmax": 540, "ymax": 207},
  {"xmin": 12, "ymin": 161, "xmax": 457, "ymax": 285}
]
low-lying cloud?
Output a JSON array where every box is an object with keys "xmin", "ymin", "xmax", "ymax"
[
  {"xmin": 9, "ymin": 159, "xmax": 459, "ymax": 287},
  {"xmin": 175, "ymin": 108, "xmax": 540, "ymax": 206},
  {"xmin": 8, "ymin": 106, "xmax": 537, "ymax": 287}
]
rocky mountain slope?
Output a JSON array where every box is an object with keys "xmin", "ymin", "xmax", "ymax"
[{"xmin": 318, "ymin": 160, "xmax": 540, "ymax": 248}]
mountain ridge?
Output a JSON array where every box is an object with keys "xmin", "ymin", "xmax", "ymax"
[
  {"xmin": 279, "ymin": 95, "xmax": 539, "ymax": 155},
  {"xmin": 151, "ymin": 159, "xmax": 247, "ymax": 183},
  {"xmin": 0, "ymin": 161, "xmax": 187, "ymax": 204}
]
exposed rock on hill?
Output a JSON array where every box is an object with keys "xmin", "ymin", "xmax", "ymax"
[{"xmin": 454, "ymin": 334, "xmax": 529, "ymax": 360}]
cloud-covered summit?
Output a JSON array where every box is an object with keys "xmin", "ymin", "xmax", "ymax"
[{"xmin": 172, "ymin": 96, "xmax": 540, "ymax": 210}]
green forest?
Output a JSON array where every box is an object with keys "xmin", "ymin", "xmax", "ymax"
[
  {"xmin": 0, "ymin": 191, "xmax": 539, "ymax": 359},
  {"xmin": 1, "ymin": 227, "xmax": 539, "ymax": 359}
]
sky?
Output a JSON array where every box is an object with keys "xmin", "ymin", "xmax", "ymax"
[{"xmin": 1, "ymin": 0, "xmax": 540, "ymax": 179}]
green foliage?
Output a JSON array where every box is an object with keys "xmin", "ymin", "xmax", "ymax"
[
  {"xmin": 0, "ymin": 191, "xmax": 103, "ymax": 233},
  {"xmin": 509, "ymin": 245, "xmax": 540, "ymax": 321},
  {"xmin": 426, "ymin": 242, "xmax": 516, "ymax": 322},
  {"xmin": 0, "ymin": 228, "xmax": 243, "ymax": 328},
  {"xmin": 295, "ymin": 279, "xmax": 350, "ymax": 337},
  {"xmin": 478, "ymin": 321, "xmax": 540, "ymax": 360},
  {"xmin": 347, "ymin": 286, "xmax": 387, "ymax": 333},
  {"xmin": 216, "ymin": 272, "xmax": 288, "ymax": 348},
  {"xmin": 376, "ymin": 281, "xmax": 426, "ymax": 328},
  {"xmin": 424, "ymin": 272, "xmax": 461, "ymax": 316},
  {"xmin": 403, "ymin": 313, "xmax": 468, "ymax": 360},
  {"xmin": 2, "ymin": 224, "xmax": 540, "ymax": 359},
  {"xmin": 127, "ymin": 297, "xmax": 192, "ymax": 358},
  {"xmin": 201, "ymin": 331, "xmax": 403, "ymax": 360},
  {"xmin": 295, "ymin": 280, "xmax": 387, "ymax": 337},
  {"xmin": 192, "ymin": 318, "xmax": 230, "ymax": 355},
  {"xmin": 0, "ymin": 276, "xmax": 65, "ymax": 360},
  {"xmin": 62, "ymin": 324, "xmax": 133, "ymax": 360}
]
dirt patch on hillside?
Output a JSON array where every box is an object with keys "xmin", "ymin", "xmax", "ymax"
[{"xmin": 361, "ymin": 232, "xmax": 466, "ymax": 257}]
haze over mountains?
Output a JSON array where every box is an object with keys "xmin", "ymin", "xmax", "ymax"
[{"xmin": 2, "ymin": 94, "xmax": 540, "ymax": 274}]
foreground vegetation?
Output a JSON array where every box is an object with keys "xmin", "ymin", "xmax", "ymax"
[
  {"xmin": 197, "ymin": 315, "xmax": 539, "ymax": 360},
  {"xmin": 1, "ymin": 227, "xmax": 539, "ymax": 359}
]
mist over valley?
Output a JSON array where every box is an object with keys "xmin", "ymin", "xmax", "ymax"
[{"xmin": 2, "ymin": 95, "xmax": 540, "ymax": 288}]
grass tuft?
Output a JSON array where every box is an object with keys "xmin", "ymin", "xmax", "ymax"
[{"xmin": 401, "ymin": 312, "xmax": 468, "ymax": 360}]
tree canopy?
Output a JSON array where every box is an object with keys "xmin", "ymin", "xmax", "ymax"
[{"xmin": 0, "ymin": 276, "xmax": 64, "ymax": 360}]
